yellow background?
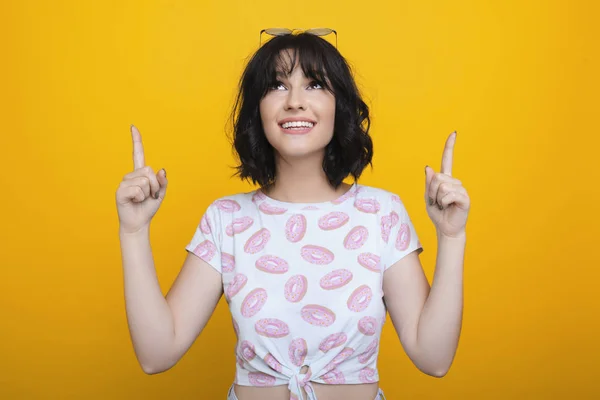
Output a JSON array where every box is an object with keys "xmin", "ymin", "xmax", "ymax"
[{"xmin": 1, "ymin": 0, "xmax": 598, "ymax": 398}]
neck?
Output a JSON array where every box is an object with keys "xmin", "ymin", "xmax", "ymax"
[{"xmin": 264, "ymin": 152, "xmax": 352, "ymax": 203}]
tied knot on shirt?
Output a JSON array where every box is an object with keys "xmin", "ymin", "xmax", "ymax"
[{"xmin": 288, "ymin": 369, "xmax": 315, "ymax": 400}]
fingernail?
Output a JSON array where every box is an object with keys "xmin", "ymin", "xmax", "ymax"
[
  {"xmin": 162, "ymin": 168, "xmax": 166, "ymax": 178},
  {"xmin": 155, "ymin": 191, "xmax": 159, "ymax": 199},
  {"xmin": 429, "ymin": 197, "xmax": 434, "ymax": 206},
  {"xmin": 424, "ymin": 165, "xmax": 427, "ymax": 175},
  {"xmin": 438, "ymin": 204, "xmax": 443, "ymax": 210}
]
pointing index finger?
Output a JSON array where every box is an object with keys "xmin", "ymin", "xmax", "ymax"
[
  {"xmin": 131, "ymin": 125, "xmax": 145, "ymax": 170},
  {"xmin": 440, "ymin": 131, "xmax": 456, "ymax": 176}
]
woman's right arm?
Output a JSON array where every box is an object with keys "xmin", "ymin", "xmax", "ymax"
[
  {"xmin": 120, "ymin": 227, "xmax": 223, "ymax": 374},
  {"xmin": 117, "ymin": 125, "xmax": 223, "ymax": 374}
]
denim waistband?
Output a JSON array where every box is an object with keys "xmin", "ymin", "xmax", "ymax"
[{"xmin": 226, "ymin": 384, "xmax": 386, "ymax": 400}]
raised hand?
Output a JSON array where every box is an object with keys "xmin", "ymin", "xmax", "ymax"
[
  {"xmin": 116, "ymin": 125, "xmax": 168, "ymax": 234},
  {"xmin": 424, "ymin": 131, "xmax": 470, "ymax": 238}
]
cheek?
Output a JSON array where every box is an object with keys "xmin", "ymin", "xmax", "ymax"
[
  {"xmin": 259, "ymin": 101, "xmax": 270, "ymax": 125},
  {"xmin": 318, "ymin": 100, "xmax": 336, "ymax": 131},
  {"xmin": 258, "ymin": 101, "xmax": 278, "ymax": 146},
  {"xmin": 260, "ymin": 93, "xmax": 278, "ymax": 111}
]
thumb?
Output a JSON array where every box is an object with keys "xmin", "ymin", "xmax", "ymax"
[
  {"xmin": 157, "ymin": 168, "xmax": 168, "ymax": 199},
  {"xmin": 424, "ymin": 165, "xmax": 433, "ymax": 184},
  {"xmin": 424, "ymin": 165, "xmax": 433, "ymax": 199}
]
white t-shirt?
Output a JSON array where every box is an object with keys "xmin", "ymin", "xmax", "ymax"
[{"xmin": 185, "ymin": 183, "xmax": 423, "ymax": 398}]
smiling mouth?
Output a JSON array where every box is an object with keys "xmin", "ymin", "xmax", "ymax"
[
  {"xmin": 279, "ymin": 121, "xmax": 316, "ymax": 134},
  {"xmin": 279, "ymin": 123, "xmax": 315, "ymax": 134},
  {"xmin": 280, "ymin": 121, "xmax": 315, "ymax": 128}
]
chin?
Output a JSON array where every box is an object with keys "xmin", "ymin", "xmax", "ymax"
[
  {"xmin": 268, "ymin": 133, "xmax": 332, "ymax": 160},
  {"xmin": 276, "ymin": 146, "xmax": 325, "ymax": 160}
]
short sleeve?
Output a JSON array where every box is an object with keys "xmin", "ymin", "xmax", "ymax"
[
  {"xmin": 380, "ymin": 194, "xmax": 424, "ymax": 271},
  {"xmin": 185, "ymin": 203, "xmax": 223, "ymax": 274}
]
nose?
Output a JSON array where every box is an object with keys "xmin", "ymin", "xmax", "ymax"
[{"xmin": 284, "ymin": 87, "xmax": 306, "ymax": 110}]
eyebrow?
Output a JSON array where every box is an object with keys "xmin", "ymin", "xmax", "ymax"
[{"xmin": 274, "ymin": 72, "xmax": 321, "ymax": 81}]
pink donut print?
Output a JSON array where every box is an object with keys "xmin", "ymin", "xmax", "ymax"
[
  {"xmin": 264, "ymin": 353, "xmax": 283, "ymax": 373},
  {"xmin": 240, "ymin": 340, "xmax": 256, "ymax": 361},
  {"xmin": 319, "ymin": 332, "xmax": 347, "ymax": 352},
  {"xmin": 215, "ymin": 199, "xmax": 241, "ymax": 213},
  {"xmin": 347, "ymin": 285, "xmax": 373, "ymax": 312},
  {"xmin": 359, "ymin": 367, "xmax": 377, "ymax": 383},
  {"xmin": 334, "ymin": 347, "xmax": 355, "ymax": 362},
  {"xmin": 289, "ymin": 338, "xmax": 308, "ymax": 366},
  {"xmin": 380, "ymin": 211, "xmax": 399, "ymax": 243},
  {"xmin": 390, "ymin": 211, "xmax": 400, "ymax": 225},
  {"xmin": 221, "ymin": 252, "xmax": 235, "ymax": 273},
  {"xmin": 319, "ymin": 269, "xmax": 353, "ymax": 290},
  {"xmin": 226, "ymin": 216, "xmax": 254, "ymax": 236},
  {"xmin": 357, "ymin": 252, "xmax": 380, "ymax": 272},
  {"xmin": 255, "ymin": 318, "xmax": 290, "ymax": 338},
  {"xmin": 331, "ymin": 187, "xmax": 356, "ymax": 204},
  {"xmin": 358, "ymin": 338, "xmax": 378, "ymax": 364},
  {"xmin": 358, "ymin": 316, "xmax": 378, "ymax": 336},
  {"xmin": 200, "ymin": 213, "xmax": 211, "ymax": 234},
  {"xmin": 252, "ymin": 190, "xmax": 266, "ymax": 203},
  {"xmin": 244, "ymin": 228, "xmax": 271, "ymax": 254},
  {"xmin": 325, "ymin": 347, "xmax": 355, "ymax": 371},
  {"xmin": 391, "ymin": 194, "xmax": 401, "ymax": 203},
  {"xmin": 241, "ymin": 288, "xmax": 268, "ymax": 318},
  {"xmin": 301, "ymin": 304, "xmax": 336, "ymax": 327},
  {"xmin": 354, "ymin": 198, "xmax": 381, "ymax": 214},
  {"xmin": 322, "ymin": 368, "xmax": 345, "ymax": 384},
  {"xmin": 248, "ymin": 371, "xmax": 276, "ymax": 387},
  {"xmin": 232, "ymin": 317, "xmax": 239, "ymax": 337},
  {"xmin": 284, "ymin": 275, "xmax": 308, "ymax": 303},
  {"xmin": 343, "ymin": 226, "xmax": 369, "ymax": 250},
  {"xmin": 318, "ymin": 212, "xmax": 349, "ymax": 230},
  {"xmin": 285, "ymin": 214, "xmax": 307, "ymax": 243},
  {"xmin": 300, "ymin": 245, "xmax": 335, "ymax": 265},
  {"xmin": 395, "ymin": 223, "xmax": 411, "ymax": 251},
  {"xmin": 256, "ymin": 255, "xmax": 289, "ymax": 274},
  {"xmin": 236, "ymin": 354, "xmax": 244, "ymax": 368},
  {"xmin": 259, "ymin": 202, "xmax": 288, "ymax": 215},
  {"xmin": 226, "ymin": 273, "xmax": 247, "ymax": 299},
  {"xmin": 193, "ymin": 240, "xmax": 216, "ymax": 263}
]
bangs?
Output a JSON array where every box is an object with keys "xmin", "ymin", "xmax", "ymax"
[
  {"xmin": 271, "ymin": 49, "xmax": 332, "ymax": 88},
  {"xmin": 257, "ymin": 34, "xmax": 336, "ymax": 97}
]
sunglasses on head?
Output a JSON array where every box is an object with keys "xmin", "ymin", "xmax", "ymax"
[{"xmin": 259, "ymin": 28, "xmax": 337, "ymax": 48}]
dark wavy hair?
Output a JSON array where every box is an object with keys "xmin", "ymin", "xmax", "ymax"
[{"xmin": 228, "ymin": 32, "xmax": 373, "ymax": 188}]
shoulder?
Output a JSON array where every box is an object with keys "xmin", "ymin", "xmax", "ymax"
[
  {"xmin": 206, "ymin": 190, "xmax": 257, "ymax": 212},
  {"xmin": 356, "ymin": 184, "xmax": 396, "ymax": 199},
  {"xmin": 355, "ymin": 184, "xmax": 406, "ymax": 209},
  {"xmin": 197, "ymin": 190, "xmax": 257, "ymax": 229}
]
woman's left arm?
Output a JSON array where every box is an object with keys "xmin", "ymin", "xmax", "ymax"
[{"xmin": 383, "ymin": 131, "xmax": 470, "ymax": 377}]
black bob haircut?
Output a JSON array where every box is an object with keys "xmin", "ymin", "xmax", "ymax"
[{"xmin": 228, "ymin": 32, "xmax": 373, "ymax": 189}]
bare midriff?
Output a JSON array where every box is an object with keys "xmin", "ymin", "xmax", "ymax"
[
  {"xmin": 234, "ymin": 374, "xmax": 379, "ymax": 400},
  {"xmin": 234, "ymin": 383, "xmax": 379, "ymax": 400}
]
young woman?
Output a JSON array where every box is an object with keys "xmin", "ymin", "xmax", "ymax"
[{"xmin": 116, "ymin": 30, "xmax": 470, "ymax": 400}]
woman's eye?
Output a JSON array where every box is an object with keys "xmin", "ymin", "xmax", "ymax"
[
  {"xmin": 269, "ymin": 81, "xmax": 285, "ymax": 90},
  {"xmin": 268, "ymin": 81, "xmax": 323, "ymax": 91}
]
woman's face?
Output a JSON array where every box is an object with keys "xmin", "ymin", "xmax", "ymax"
[{"xmin": 259, "ymin": 52, "xmax": 336, "ymax": 161}]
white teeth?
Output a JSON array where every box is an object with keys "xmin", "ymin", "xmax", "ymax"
[{"xmin": 281, "ymin": 121, "xmax": 314, "ymax": 129}]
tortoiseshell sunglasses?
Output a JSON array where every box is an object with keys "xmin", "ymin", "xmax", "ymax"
[{"xmin": 259, "ymin": 28, "xmax": 337, "ymax": 48}]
